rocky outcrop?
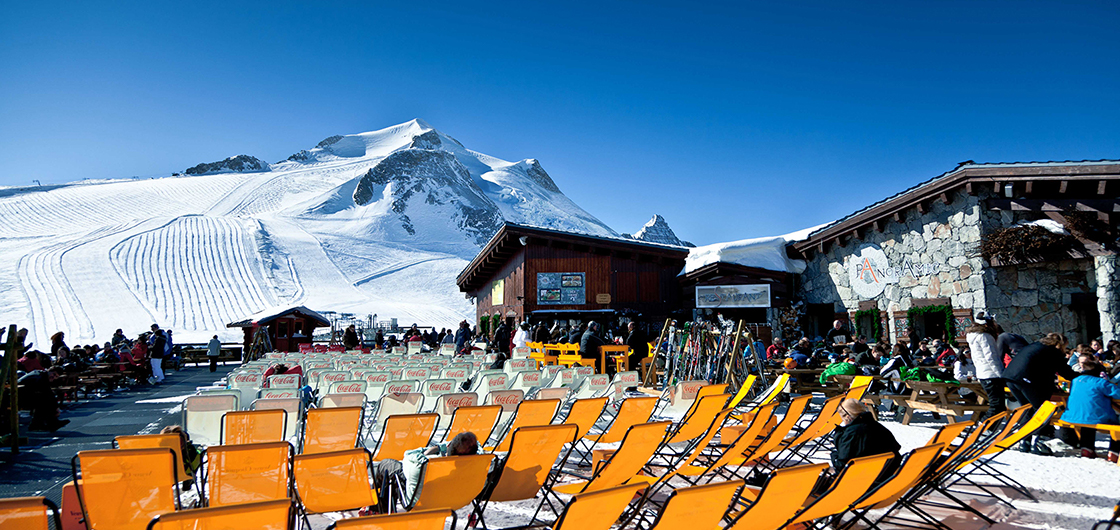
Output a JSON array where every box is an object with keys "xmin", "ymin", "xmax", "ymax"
[
  {"xmin": 625, "ymin": 214, "xmax": 693, "ymax": 247},
  {"xmin": 353, "ymin": 149, "xmax": 503, "ymax": 246},
  {"xmin": 524, "ymin": 159, "xmax": 562, "ymax": 194},
  {"xmin": 184, "ymin": 155, "xmax": 269, "ymax": 175}
]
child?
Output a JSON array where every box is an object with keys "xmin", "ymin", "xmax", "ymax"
[{"xmin": 161, "ymin": 425, "xmax": 203, "ymax": 483}]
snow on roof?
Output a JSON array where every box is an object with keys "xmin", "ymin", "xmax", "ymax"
[
  {"xmin": 227, "ymin": 305, "xmax": 329, "ymax": 328},
  {"xmin": 683, "ymin": 224, "xmax": 829, "ymax": 275}
]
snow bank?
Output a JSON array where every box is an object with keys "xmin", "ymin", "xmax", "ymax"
[{"xmin": 682, "ymin": 223, "xmax": 828, "ymax": 275}]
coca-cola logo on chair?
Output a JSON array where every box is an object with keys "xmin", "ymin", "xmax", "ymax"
[{"xmin": 428, "ymin": 381, "xmax": 454, "ymax": 393}]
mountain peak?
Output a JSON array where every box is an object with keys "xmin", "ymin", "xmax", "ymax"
[
  {"xmin": 184, "ymin": 154, "xmax": 269, "ymax": 175},
  {"xmin": 624, "ymin": 214, "xmax": 693, "ymax": 247}
]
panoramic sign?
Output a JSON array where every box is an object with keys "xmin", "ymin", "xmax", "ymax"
[
  {"xmin": 848, "ymin": 244, "xmax": 942, "ymax": 298},
  {"xmin": 537, "ymin": 272, "xmax": 585, "ymax": 305},
  {"xmin": 695, "ymin": 284, "xmax": 771, "ymax": 308}
]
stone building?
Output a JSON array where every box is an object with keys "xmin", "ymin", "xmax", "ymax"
[{"xmin": 788, "ymin": 160, "xmax": 1119, "ymax": 347}]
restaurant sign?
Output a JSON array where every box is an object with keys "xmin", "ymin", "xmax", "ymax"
[
  {"xmin": 695, "ymin": 284, "xmax": 771, "ymax": 308},
  {"xmin": 848, "ymin": 244, "xmax": 942, "ymax": 298}
]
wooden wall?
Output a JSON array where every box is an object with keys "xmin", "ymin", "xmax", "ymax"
[
  {"xmin": 474, "ymin": 248, "xmax": 526, "ymax": 323},
  {"xmin": 470, "ymin": 241, "xmax": 684, "ymax": 325}
]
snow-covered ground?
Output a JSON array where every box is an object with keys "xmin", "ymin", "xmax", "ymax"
[{"xmin": 0, "ymin": 119, "xmax": 618, "ymax": 347}]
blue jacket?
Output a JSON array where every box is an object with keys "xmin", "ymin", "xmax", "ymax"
[{"xmin": 1061, "ymin": 374, "xmax": 1120, "ymax": 426}]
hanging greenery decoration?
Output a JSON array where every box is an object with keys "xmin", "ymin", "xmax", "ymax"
[
  {"xmin": 907, "ymin": 305, "xmax": 955, "ymax": 340},
  {"xmin": 853, "ymin": 307, "xmax": 882, "ymax": 342}
]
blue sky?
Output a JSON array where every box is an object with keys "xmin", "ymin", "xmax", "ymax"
[{"xmin": 1, "ymin": 1, "xmax": 1117, "ymax": 245}]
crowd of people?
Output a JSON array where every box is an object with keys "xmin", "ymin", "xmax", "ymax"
[
  {"xmin": 769, "ymin": 314, "xmax": 1120, "ymax": 462},
  {"xmin": 8, "ymin": 324, "xmax": 192, "ymax": 433}
]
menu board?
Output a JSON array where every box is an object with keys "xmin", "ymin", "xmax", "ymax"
[{"xmin": 537, "ymin": 272, "xmax": 585, "ymax": 305}]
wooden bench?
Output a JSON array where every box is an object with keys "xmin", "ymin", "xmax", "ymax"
[
  {"xmin": 893, "ymin": 380, "xmax": 989, "ymax": 425},
  {"xmin": 180, "ymin": 347, "xmax": 242, "ymax": 365}
]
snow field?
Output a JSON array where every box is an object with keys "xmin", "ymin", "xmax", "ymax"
[{"xmin": 109, "ymin": 216, "xmax": 274, "ymax": 331}]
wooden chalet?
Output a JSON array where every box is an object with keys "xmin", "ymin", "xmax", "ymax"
[
  {"xmin": 227, "ymin": 305, "xmax": 330, "ymax": 353},
  {"xmin": 457, "ymin": 223, "xmax": 690, "ymax": 329}
]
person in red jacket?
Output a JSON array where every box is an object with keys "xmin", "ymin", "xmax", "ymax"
[{"xmin": 766, "ymin": 338, "xmax": 787, "ymax": 360}]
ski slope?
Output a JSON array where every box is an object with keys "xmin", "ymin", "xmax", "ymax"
[{"xmin": 0, "ymin": 119, "xmax": 616, "ymax": 347}]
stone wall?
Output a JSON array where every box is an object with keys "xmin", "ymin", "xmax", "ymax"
[
  {"xmin": 796, "ymin": 183, "xmax": 1110, "ymax": 346},
  {"xmin": 1095, "ymin": 254, "xmax": 1120, "ymax": 343},
  {"xmin": 983, "ymin": 259, "xmax": 1094, "ymax": 344},
  {"xmin": 799, "ymin": 188, "xmax": 988, "ymax": 342},
  {"xmin": 978, "ymin": 202, "xmax": 1099, "ymax": 345}
]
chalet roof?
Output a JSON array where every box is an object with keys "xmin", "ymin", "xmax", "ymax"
[
  {"xmin": 226, "ymin": 305, "xmax": 330, "ymax": 328},
  {"xmin": 457, "ymin": 222, "xmax": 689, "ymax": 293},
  {"xmin": 792, "ymin": 160, "xmax": 1120, "ymax": 253}
]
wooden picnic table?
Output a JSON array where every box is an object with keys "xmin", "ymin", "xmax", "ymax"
[
  {"xmin": 778, "ymin": 368, "xmax": 846, "ymax": 397},
  {"xmin": 889, "ymin": 380, "xmax": 989, "ymax": 425}
]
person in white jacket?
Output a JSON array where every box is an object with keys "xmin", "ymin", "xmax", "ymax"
[
  {"xmin": 966, "ymin": 311, "xmax": 1005, "ymax": 419},
  {"xmin": 511, "ymin": 322, "xmax": 530, "ymax": 352}
]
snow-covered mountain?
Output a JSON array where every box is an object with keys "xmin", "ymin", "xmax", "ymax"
[
  {"xmin": 0, "ymin": 119, "xmax": 615, "ymax": 347},
  {"xmin": 623, "ymin": 215, "xmax": 693, "ymax": 247}
]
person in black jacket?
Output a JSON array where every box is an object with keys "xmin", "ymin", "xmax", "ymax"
[
  {"xmin": 148, "ymin": 325, "xmax": 166, "ymax": 384},
  {"xmin": 831, "ymin": 399, "xmax": 901, "ymax": 477},
  {"xmin": 1003, "ymin": 332, "xmax": 1078, "ymax": 452},
  {"xmin": 533, "ymin": 322, "xmax": 550, "ymax": 344},
  {"xmin": 625, "ymin": 322, "xmax": 649, "ymax": 374},
  {"xmin": 579, "ymin": 321, "xmax": 606, "ymax": 372},
  {"xmin": 343, "ymin": 325, "xmax": 360, "ymax": 350},
  {"xmin": 567, "ymin": 323, "xmax": 585, "ymax": 345},
  {"xmin": 492, "ymin": 321, "xmax": 511, "ymax": 361}
]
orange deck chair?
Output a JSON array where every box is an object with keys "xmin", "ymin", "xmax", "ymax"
[
  {"xmin": 205, "ymin": 441, "xmax": 293, "ymax": 508},
  {"xmin": 371, "ymin": 413, "xmax": 439, "ymax": 462},
  {"xmin": 727, "ymin": 394, "xmax": 812, "ymax": 475},
  {"xmin": 784, "ymin": 452, "xmax": 894, "ymax": 527},
  {"xmin": 548, "ymin": 421, "xmax": 670, "ymax": 513},
  {"xmin": 221, "ymin": 409, "xmax": 287, "ymax": 445},
  {"xmin": 146, "ymin": 498, "xmax": 293, "ymax": 530},
  {"xmin": 552, "ymin": 483, "xmax": 648, "ymax": 530},
  {"xmin": 0, "ymin": 497, "xmax": 61, "ymax": 530},
  {"xmin": 71, "ymin": 448, "xmax": 180, "ymax": 530},
  {"xmin": 760, "ymin": 394, "xmax": 846, "ymax": 469},
  {"xmin": 293, "ymin": 448, "xmax": 377, "ymax": 522},
  {"xmin": 404, "ymin": 454, "xmax": 495, "ymax": 514},
  {"xmin": 114, "ymin": 433, "xmax": 194, "ymax": 481},
  {"xmin": 443, "ymin": 404, "xmax": 503, "ymax": 444},
  {"xmin": 677, "ymin": 402, "xmax": 779, "ymax": 485},
  {"xmin": 301, "ymin": 406, "xmax": 363, "ymax": 454},
  {"xmin": 326, "ymin": 508, "xmax": 454, "ymax": 530},
  {"xmin": 833, "ymin": 443, "xmax": 946, "ymax": 530},
  {"xmin": 476, "ymin": 424, "xmax": 579, "ymax": 527},
  {"xmin": 488, "ymin": 398, "xmax": 561, "ymax": 451},
  {"xmin": 643, "ymin": 480, "xmax": 743, "ymax": 530},
  {"xmin": 560, "ymin": 397, "xmax": 608, "ymax": 441},
  {"xmin": 725, "ymin": 462, "xmax": 827, "ymax": 530},
  {"xmin": 575, "ymin": 396, "xmax": 658, "ymax": 466}
]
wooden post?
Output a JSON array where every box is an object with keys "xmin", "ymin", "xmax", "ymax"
[
  {"xmin": 3, "ymin": 325, "xmax": 19, "ymax": 455},
  {"xmin": 724, "ymin": 320, "xmax": 744, "ymax": 385},
  {"xmin": 642, "ymin": 318, "xmax": 671, "ymax": 387}
]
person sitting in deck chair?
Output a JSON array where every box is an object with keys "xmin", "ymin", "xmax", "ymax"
[
  {"xmin": 1058, "ymin": 357, "xmax": 1120, "ymax": 462},
  {"xmin": 374, "ymin": 432, "xmax": 482, "ymax": 512},
  {"xmin": 831, "ymin": 399, "xmax": 901, "ymax": 479}
]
